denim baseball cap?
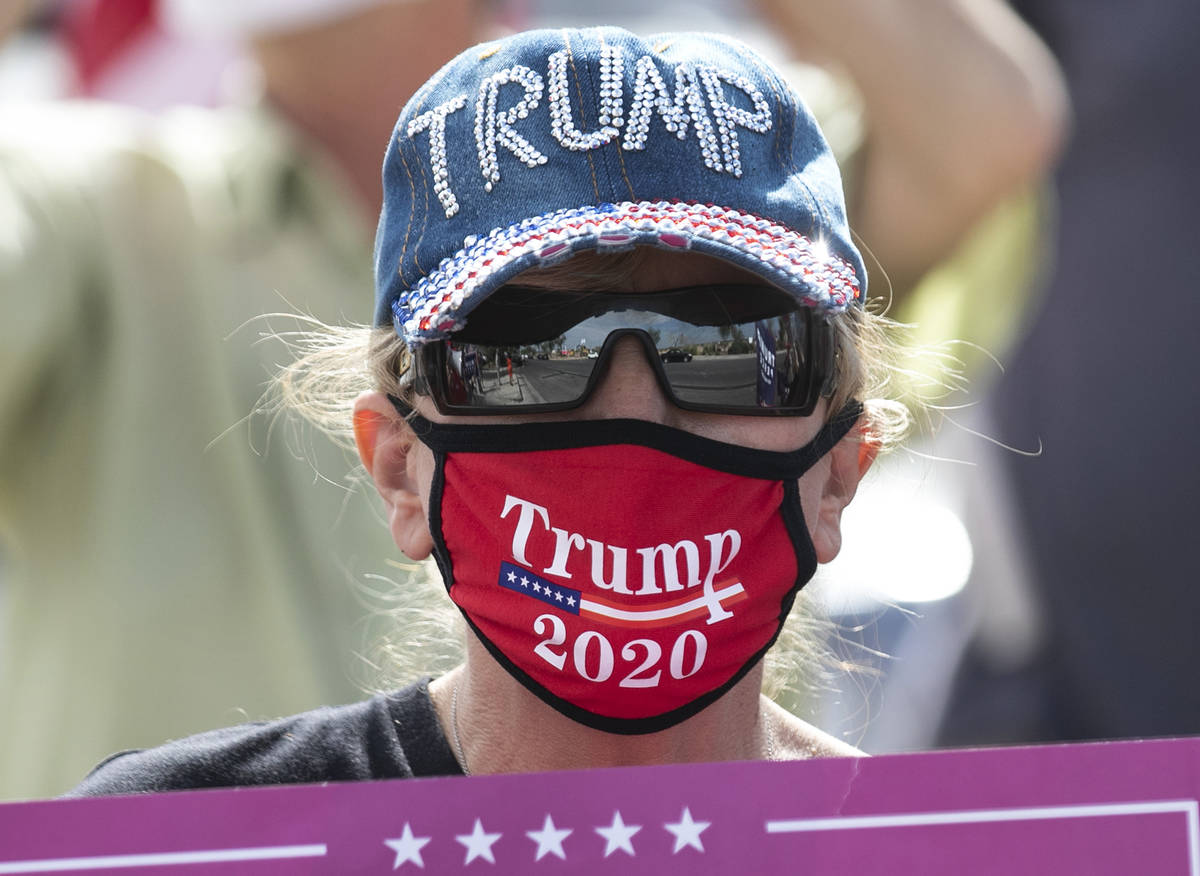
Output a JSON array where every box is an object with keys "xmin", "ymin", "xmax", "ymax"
[{"xmin": 375, "ymin": 27, "xmax": 866, "ymax": 346}]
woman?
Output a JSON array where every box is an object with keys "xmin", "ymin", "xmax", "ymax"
[{"xmin": 71, "ymin": 26, "xmax": 911, "ymax": 795}]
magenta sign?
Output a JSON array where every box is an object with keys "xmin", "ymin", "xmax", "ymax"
[{"xmin": 1, "ymin": 738, "xmax": 1197, "ymax": 874}]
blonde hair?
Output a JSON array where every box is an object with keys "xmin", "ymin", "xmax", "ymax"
[{"xmin": 269, "ymin": 247, "xmax": 935, "ymax": 696}]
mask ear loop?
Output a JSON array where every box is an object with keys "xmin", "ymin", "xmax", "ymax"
[
  {"xmin": 387, "ymin": 394, "xmax": 436, "ymax": 438},
  {"xmin": 790, "ymin": 399, "xmax": 864, "ymax": 473}
]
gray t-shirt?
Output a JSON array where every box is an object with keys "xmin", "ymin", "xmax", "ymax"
[{"xmin": 68, "ymin": 680, "xmax": 462, "ymax": 797}]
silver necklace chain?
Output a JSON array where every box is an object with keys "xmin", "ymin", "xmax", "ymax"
[
  {"xmin": 451, "ymin": 680, "xmax": 471, "ymax": 776},
  {"xmin": 764, "ymin": 710, "xmax": 779, "ymax": 761}
]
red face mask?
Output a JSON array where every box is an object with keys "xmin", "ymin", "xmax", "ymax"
[{"xmin": 400, "ymin": 403, "xmax": 861, "ymax": 734}]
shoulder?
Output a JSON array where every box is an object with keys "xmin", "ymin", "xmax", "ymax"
[
  {"xmin": 0, "ymin": 102, "xmax": 204, "ymax": 265},
  {"xmin": 764, "ymin": 696, "xmax": 866, "ymax": 760},
  {"xmin": 791, "ymin": 723, "xmax": 866, "ymax": 759},
  {"xmin": 66, "ymin": 680, "xmax": 460, "ymax": 797},
  {"xmin": 0, "ymin": 102, "xmax": 177, "ymax": 209}
]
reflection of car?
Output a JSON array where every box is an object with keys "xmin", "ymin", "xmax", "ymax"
[
  {"xmin": 660, "ymin": 348, "xmax": 693, "ymax": 363},
  {"xmin": 536, "ymin": 352, "xmax": 549, "ymax": 360},
  {"xmin": 586, "ymin": 350, "xmax": 600, "ymax": 359}
]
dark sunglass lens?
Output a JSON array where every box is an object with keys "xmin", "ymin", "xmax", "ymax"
[
  {"xmin": 666, "ymin": 310, "xmax": 817, "ymax": 412},
  {"xmin": 432, "ymin": 342, "xmax": 599, "ymax": 409},
  {"xmin": 661, "ymin": 330, "xmax": 760, "ymax": 408},
  {"xmin": 754, "ymin": 312, "xmax": 814, "ymax": 409}
]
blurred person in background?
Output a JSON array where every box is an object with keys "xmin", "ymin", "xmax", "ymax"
[
  {"xmin": 0, "ymin": 0, "xmax": 494, "ymax": 800},
  {"xmin": 938, "ymin": 1, "xmax": 1200, "ymax": 746},
  {"xmin": 752, "ymin": 0, "xmax": 1067, "ymax": 308}
]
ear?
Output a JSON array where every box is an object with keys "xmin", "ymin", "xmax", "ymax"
[
  {"xmin": 809, "ymin": 424, "xmax": 879, "ymax": 564},
  {"xmin": 353, "ymin": 391, "xmax": 435, "ymax": 560}
]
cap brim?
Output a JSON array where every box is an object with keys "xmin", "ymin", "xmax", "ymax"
[{"xmin": 392, "ymin": 200, "xmax": 862, "ymax": 345}]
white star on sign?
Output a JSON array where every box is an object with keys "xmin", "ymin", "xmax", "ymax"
[
  {"xmin": 531, "ymin": 582, "xmax": 541, "ymax": 593},
  {"xmin": 506, "ymin": 571, "xmax": 517, "ymax": 583},
  {"xmin": 664, "ymin": 807, "xmax": 710, "ymax": 853},
  {"xmin": 456, "ymin": 818, "xmax": 502, "ymax": 865},
  {"xmin": 526, "ymin": 813, "xmax": 572, "ymax": 861},
  {"xmin": 554, "ymin": 591, "xmax": 563, "ymax": 602},
  {"xmin": 520, "ymin": 576, "xmax": 530, "ymax": 587},
  {"xmin": 595, "ymin": 810, "xmax": 640, "ymax": 857},
  {"xmin": 383, "ymin": 822, "xmax": 431, "ymax": 869},
  {"xmin": 566, "ymin": 596, "xmax": 576, "ymax": 606}
]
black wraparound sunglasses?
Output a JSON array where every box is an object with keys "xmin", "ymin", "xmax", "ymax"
[{"xmin": 412, "ymin": 283, "xmax": 836, "ymax": 417}]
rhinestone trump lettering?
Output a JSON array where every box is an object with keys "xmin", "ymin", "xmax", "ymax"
[{"xmin": 404, "ymin": 50, "xmax": 772, "ymax": 218}]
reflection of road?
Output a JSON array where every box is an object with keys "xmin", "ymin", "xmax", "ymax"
[
  {"xmin": 515, "ymin": 355, "xmax": 758, "ymax": 407},
  {"xmin": 511, "ymin": 358, "xmax": 590, "ymax": 405}
]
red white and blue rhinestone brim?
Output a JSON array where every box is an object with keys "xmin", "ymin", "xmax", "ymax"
[{"xmin": 391, "ymin": 200, "xmax": 863, "ymax": 345}]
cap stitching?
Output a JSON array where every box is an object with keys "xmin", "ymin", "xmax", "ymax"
[
  {"xmin": 737, "ymin": 52, "xmax": 821, "ymax": 227},
  {"xmin": 408, "ymin": 117, "xmax": 433, "ymax": 277},
  {"xmin": 738, "ymin": 47, "xmax": 790, "ymax": 170},
  {"xmin": 397, "ymin": 83, "xmax": 436, "ymax": 286},
  {"xmin": 395, "ymin": 138, "xmax": 419, "ymax": 285},
  {"xmin": 601, "ymin": 32, "xmax": 638, "ymax": 202},
  {"xmin": 563, "ymin": 30, "xmax": 603, "ymax": 202},
  {"xmin": 612, "ymin": 125, "xmax": 638, "ymax": 202},
  {"xmin": 575, "ymin": 30, "xmax": 626, "ymax": 201},
  {"xmin": 403, "ymin": 89, "xmax": 436, "ymax": 278}
]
